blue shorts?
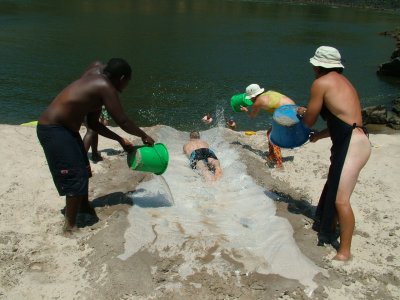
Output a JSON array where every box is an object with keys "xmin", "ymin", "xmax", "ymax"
[
  {"xmin": 189, "ymin": 148, "xmax": 218, "ymax": 169},
  {"xmin": 37, "ymin": 124, "xmax": 91, "ymax": 197}
]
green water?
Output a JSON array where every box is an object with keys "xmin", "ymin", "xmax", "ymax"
[{"xmin": 1, "ymin": 0, "xmax": 399, "ymax": 131}]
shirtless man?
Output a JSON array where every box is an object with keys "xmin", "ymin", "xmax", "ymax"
[
  {"xmin": 240, "ymin": 83, "xmax": 295, "ymax": 168},
  {"xmin": 298, "ymin": 46, "xmax": 371, "ymax": 260},
  {"xmin": 37, "ymin": 58, "xmax": 155, "ymax": 234},
  {"xmin": 183, "ymin": 131, "xmax": 222, "ymax": 181}
]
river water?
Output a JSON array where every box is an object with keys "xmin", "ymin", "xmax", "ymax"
[{"xmin": 1, "ymin": 0, "xmax": 399, "ymax": 131}]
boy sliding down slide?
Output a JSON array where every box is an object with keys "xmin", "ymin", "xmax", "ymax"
[{"xmin": 183, "ymin": 131, "xmax": 222, "ymax": 181}]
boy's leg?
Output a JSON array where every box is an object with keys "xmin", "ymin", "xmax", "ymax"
[
  {"xmin": 90, "ymin": 133, "xmax": 103, "ymax": 161},
  {"xmin": 83, "ymin": 128, "xmax": 102, "ymax": 161}
]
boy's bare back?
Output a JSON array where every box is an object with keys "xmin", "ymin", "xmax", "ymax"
[{"xmin": 183, "ymin": 139, "xmax": 209, "ymax": 157}]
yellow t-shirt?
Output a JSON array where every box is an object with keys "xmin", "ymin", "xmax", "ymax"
[{"xmin": 262, "ymin": 90, "xmax": 285, "ymax": 113}]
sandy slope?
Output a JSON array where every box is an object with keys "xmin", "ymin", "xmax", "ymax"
[{"xmin": 0, "ymin": 124, "xmax": 399, "ymax": 299}]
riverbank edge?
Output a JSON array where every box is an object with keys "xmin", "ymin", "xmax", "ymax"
[{"xmin": 284, "ymin": 0, "xmax": 400, "ymax": 11}]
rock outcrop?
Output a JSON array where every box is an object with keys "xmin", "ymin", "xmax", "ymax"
[
  {"xmin": 362, "ymin": 98, "xmax": 400, "ymax": 130},
  {"xmin": 377, "ymin": 30, "xmax": 400, "ymax": 77}
]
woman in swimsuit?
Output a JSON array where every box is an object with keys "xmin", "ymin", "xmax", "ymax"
[{"xmin": 298, "ymin": 46, "xmax": 371, "ymax": 261}]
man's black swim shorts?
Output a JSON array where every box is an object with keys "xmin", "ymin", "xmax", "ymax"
[{"xmin": 37, "ymin": 124, "xmax": 91, "ymax": 197}]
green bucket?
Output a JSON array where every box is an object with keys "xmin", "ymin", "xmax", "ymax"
[
  {"xmin": 230, "ymin": 93, "xmax": 253, "ymax": 113},
  {"xmin": 127, "ymin": 143, "xmax": 169, "ymax": 175}
]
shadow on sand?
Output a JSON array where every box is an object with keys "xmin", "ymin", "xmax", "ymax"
[
  {"xmin": 265, "ymin": 190, "xmax": 316, "ymax": 220},
  {"xmin": 92, "ymin": 191, "xmax": 135, "ymax": 208}
]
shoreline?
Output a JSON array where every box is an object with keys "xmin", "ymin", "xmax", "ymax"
[
  {"xmin": 285, "ymin": 0, "xmax": 400, "ymax": 11},
  {"xmin": 1, "ymin": 124, "xmax": 399, "ymax": 299}
]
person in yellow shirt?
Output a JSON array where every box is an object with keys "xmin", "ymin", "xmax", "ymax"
[{"xmin": 240, "ymin": 83, "xmax": 295, "ymax": 168}]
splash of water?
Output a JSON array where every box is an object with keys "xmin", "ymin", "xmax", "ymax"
[{"xmin": 214, "ymin": 104, "xmax": 226, "ymax": 128}]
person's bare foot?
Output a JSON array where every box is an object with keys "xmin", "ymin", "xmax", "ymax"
[
  {"xmin": 333, "ymin": 252, "xmax": 351, "ymax": 261},
  {"xmin": 62, "ymin": 221, "xmax": 78, "ymax": 237}
]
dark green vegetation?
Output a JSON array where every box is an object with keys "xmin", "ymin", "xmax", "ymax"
[{"xmin": 286, "ymin": 0, "xmax": 400, "ymax": 10}]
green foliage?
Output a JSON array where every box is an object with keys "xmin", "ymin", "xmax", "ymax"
[{"xmin": 285, "ymin": 0, "xmax": 400, "ymax": 10}]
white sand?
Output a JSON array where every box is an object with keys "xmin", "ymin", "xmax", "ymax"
[
  {"xmin": 273, "ymin": 133, "xmax": 400, "ymax": 298},
  {"xmin": 0, "ymin": 124, "xmax": 399, "ymax": 299}
]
